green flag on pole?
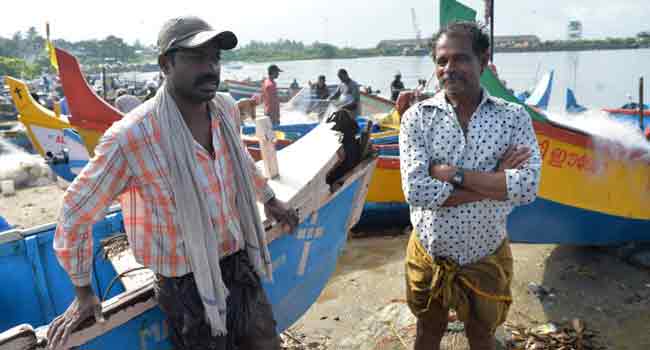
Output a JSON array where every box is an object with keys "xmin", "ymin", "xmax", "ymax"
[{"xmin": 439, "ymin": 0, "xmax": 476, "ymax": 27}]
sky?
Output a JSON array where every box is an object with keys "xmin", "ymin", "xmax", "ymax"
[{"xmin": 0, "ymin": 0, "xmax": 648, "ymax": 48}]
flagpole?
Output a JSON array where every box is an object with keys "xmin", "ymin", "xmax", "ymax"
[{"xmin": 490, "ymin": 0, "xmax": 494, "ymax": 62}]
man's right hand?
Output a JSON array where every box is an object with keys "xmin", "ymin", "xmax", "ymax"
[
  {"xmin": 497, "ymin": 145, "xmax": 531, "ymax": 171},
  {"xmin": 47, "ymin": 286, "xmax": 103, "ymax": 350}
]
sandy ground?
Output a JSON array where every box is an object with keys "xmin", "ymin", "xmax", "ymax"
[{"xmin": 2, "ymin": 185, "xmax": 649, "ymax": 349}]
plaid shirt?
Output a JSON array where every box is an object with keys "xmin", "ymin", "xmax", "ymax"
[{"xmin": 54, "ymin": 95, "xmax": 275, "ymax": 286}]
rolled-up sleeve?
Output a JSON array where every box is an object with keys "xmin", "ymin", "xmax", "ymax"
[
  {"xmin": 53, "ymin": 130, "xmax": 131, "ymax": 286},
  {"xmin": 504, "ymin": 106, "xmax": 541, "ymax": 206},
  {"xmin": 399, "ymin": 106, "xmax": 453, "ymax": 209}
]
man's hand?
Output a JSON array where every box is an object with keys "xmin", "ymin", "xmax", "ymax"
[
  {"xmin": 429, "ymin": 164, "xmax": 457, "ymax": 183},
  {"xmin": 395, "ymin": 91, "xmax": 415, "ymax": 116},
  {"xmin": 47, "ymin": 287, "xmax": 103, "ymax": 350},
  {"xmin": 497, "ymin": 145, "xmax": 531, "ymax": 171},
  {"xmin": 264, "ymin": 197, "xmax": 299, "ymax": 233}
]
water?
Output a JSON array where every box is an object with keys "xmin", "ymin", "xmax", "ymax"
[{"xmin": 127, "ymin": 48, "xmax": 650, "ymax": 111}]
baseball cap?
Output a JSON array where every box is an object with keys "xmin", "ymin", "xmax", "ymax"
[
  {"xmin": 268, "ymin": 64, "xmax": 283, "ymax": 73},
  {"xmin": 158, "ymin": 16, "xmax": 238, "ymax": 55}
]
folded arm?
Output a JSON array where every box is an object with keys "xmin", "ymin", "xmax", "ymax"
[{"xmin": 399, "ymin": 106, "xmax": 453, "ymax": 210}]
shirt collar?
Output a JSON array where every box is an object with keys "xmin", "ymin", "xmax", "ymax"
[{"xmin": 421, "ymin": 87, "xmax": 500, "ymax": 110}]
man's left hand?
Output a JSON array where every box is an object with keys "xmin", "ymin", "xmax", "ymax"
[
  {"xmin": 264, "ymin": 197, "xmax": 299, "ymax": 233},
  {"xmin": 429, "ymin": 164, "xmax": 457, "ymax": 183}
]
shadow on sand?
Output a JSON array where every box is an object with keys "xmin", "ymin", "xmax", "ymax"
[{"xmin": 540, "ymin": 245, "xmax": 650, "ymax": 349}]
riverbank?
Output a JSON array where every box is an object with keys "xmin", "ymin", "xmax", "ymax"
[
  {"xmin": 2, "ymin": 185, "xmax": 649, "ymax": 349},
  {"xmin": 496, "ymin": 43, "xmax": 650, "ymax": 53}
]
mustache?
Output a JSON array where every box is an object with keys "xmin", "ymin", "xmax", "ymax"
[
  {"xmin": 194, "ymin": 74, "xmax": 220, "ymax": 86},
  {"xmin": 442, "ymin": 72, "xmax": 465, "ymax": 84}
]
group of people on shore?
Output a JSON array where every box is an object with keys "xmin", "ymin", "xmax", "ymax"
[
  {"xmin": 258, "ymin": 64, "xmax": 362, "ymax": 124},
  {"xmin": 46, "ymin": 16, "xmax": 540, "ymax": 350}
]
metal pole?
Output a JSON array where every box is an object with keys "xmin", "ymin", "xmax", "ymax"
[
  {"xmin": 490, "ymin": 0, "xmax": 495, "ymax": 62},
  {"xmin": 640, "ymin": 76, "xmax": 645, "ymax": 131},
  {"xmin": 102, "ymin": 65, "xmax": 107, "ymax": 100}
]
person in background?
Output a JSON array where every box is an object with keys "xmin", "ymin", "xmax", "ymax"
[
  {"xmin": 390, "ymin": 71, "xmax": 405, "ymax": 101},
  {"xmin": 46, "ymin": 16, "xmax": 297, "ymax": 350},
  {"xmin": 312, "ymin": 75, "xmax": 329, "ymax": 100},
  {"xmin": 328, "ymin": 68, "xmax": 361, "ymax": 117},
  {"xmin": 309, "ymin": 75, "xmax": 330, "ymax": 118},
  {"xmin": 400, "ymin": 21, "xmax": 541, "ymax": 350},
  {"xmin": 289, "ymin": 78, "xmax": 300, "ymax": 99},
  {"xmin": 261, "ymin": 64, "xmax": 282, "ymax": 126},
  {"xmin": 113, "ymin": 88, "xmax": 142, "ymax": 114}
]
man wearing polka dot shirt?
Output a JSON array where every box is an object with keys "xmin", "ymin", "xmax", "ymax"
[{"xmin": 400, "ymin": 21, "xmax": 541, "ymax": 350}]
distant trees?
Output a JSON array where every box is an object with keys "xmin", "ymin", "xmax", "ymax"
[
  {"xmin": 222, "ymin": 39, "xmax": 382, "ymax": 62},
  {"xmin": 0, "ymin": 56, "xmax": 38, "ymax": 78},
  {"xmin": 0, "ymin": 27, "xmax": 156, "ymax": 77}
]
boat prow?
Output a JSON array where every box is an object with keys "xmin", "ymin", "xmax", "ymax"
[
  {"xmin": 524, "ymin": 70, "xmax": 554, "ymax": 110},
  {"xmin": 5, "ymin": 76, "xmax": 90, "ymax": 182},
  {"xmin": 0, "ymin": 121, "xmax": 377, "ymax": 349},
  {"xmin": 56, "ymin": 48, "xmax": 124, "ymax": 155}
]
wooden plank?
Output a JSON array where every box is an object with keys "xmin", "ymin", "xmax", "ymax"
[
  {"xmin": 1, "ymin": 123, "xmax": 376, "ymax": 350},
  {"xmin": 0, "ymin": 324, "xmax": 37, "ymax": 350},
  {"xmin": 346, "ymin": 158, "xmax": 378, "ymax": 230},
  {"xmin": 102, "ymin": 235, "xmax": 155, "ymax": 291},
  {"xmin": 33, "ymin": 284, "xmax": 157, "ymax": 350}
]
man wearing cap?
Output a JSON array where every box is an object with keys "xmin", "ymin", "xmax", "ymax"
[
  {"xmin": 390, "ymin": 72, "xmax": 405, "ymax": 102},
  {"xmin": 262, "ymin": 64, "xmax": 282, "ymax": 126},
  {"xmin": 47, "ymin": 16, "xmax": 297, "ymax": 350}
]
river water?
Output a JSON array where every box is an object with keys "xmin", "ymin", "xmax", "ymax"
[{"xmin": 125, "ymin": 48, "xmax": 650, "ymax": 111}]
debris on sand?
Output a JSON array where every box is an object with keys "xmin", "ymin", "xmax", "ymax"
[
  {"xmin": 504, "ymin": 318, "xmax": 607, "ymax": 350},
  {"xmin": 281, "ymin": 329, "xmax": 329, "ymax": 349}
]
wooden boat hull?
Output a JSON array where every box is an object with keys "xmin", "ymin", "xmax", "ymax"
[
  {"xmin": 603, "ymin": 111, "xmax": 650, "ymax": 130},
  {"xmin": 56, "ymin": 49, "xmax": 123, "ymax": 156},
  {"xmin": 444, "ymin": 0, "xmax": 650, "ymax": 244},
  {"xmin": 5, "ymin": 77, "xmax": 90, "ymax": 182},
  {"xmin": 0, "ymin": 123, "xmax": 377, "ymax": 348},
  {"xmin": 224, "ymin": 79, "xmax": 292, "ymax": 103}
]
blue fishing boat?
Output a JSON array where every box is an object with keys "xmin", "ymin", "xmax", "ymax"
[
  {"xmin": 521, "ymin": 70, "xmax": 554, "ymax": 110},
  {"xmin": 565, "ymin": 88, "xmax": 587, "ymax": 113},
  {"xmin": 0, "ymin": 122, "xmax": 377, "ymax": 349}
]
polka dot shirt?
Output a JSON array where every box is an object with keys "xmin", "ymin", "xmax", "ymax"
[{"xmin": 399, "ymin": 89, "xmax": 541, "ymax": 265}]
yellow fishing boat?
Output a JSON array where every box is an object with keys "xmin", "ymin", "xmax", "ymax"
[{"xmin": 6, "ymin": 76, "xmax": 90, "ymax": 181}]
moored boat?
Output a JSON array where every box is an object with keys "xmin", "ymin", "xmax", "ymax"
[
  {"xmin": 224, "ymin": 79, "xmax": 292, "ymax": 102},
  {"xmin": 444, "ymin": 0, "xmax": 650, "ymax": 245},
  {"xmin": 5, "ymin": 76, "xmax": 90, "ymax": 182},
  {"xmin": 0, "ymin": 120, "xmax": 377, "ymax": 349}
]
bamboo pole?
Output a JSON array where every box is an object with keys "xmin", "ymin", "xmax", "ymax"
[
  {"xmin": 490, "ymin": 0, "xmax": 495, "ymax": 62},
  {"xmin": 639, "ymin": 76, "xmax": 644, "ymax": 131}
]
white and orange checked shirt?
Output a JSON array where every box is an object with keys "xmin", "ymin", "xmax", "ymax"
[{"xmin": 54, "ymin": 94, "xmax": 275, "ymax": 286}]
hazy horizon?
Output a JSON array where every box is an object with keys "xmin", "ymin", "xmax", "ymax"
[{"xmin": 1, "ymin": 0, "xmax": 648, "ymax": 48}]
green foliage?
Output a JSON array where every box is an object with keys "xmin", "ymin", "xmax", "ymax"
[
  {"xmin": 0, "ymin": 56, "xmax": 39, "ymax": 79},
  {"xmin": 222, "ymin": 40, "xmax": 385, "ymax": 62}
]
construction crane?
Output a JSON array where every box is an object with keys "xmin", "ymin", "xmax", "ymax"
[
  {"xmin": 411, "ymin": 8, "xmax": 422, "ymax": 49},
  {"xmin": 405, "ymin": 8, "xmax": 428, "ymax": 56}
]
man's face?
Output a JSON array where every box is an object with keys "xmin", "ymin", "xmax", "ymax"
[
  {"xmin": 161, "ymin": 43, "xmax": 221, "ymax": 103},
  {"xmin": 270, "ymin": 70, "xmax": 279, "ymax": 79},
  {"xmin": 395, "ymin": 75, "xmax": 401, "ymax": 82},
  {"xmin": 434, "ymin": 34, "xmax": 486, "ymax": 98},
  {"xmin": 338, "ymin": 71, "xmax": 348, "ymax": 83},
  {"xmin": 318, "ymin": 77, "xmax": 325, "ymax": 86}
]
